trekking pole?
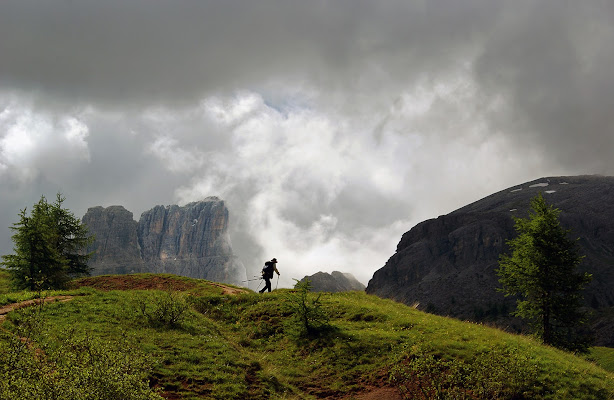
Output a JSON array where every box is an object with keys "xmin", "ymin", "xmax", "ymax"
[
  {"xmin": 275, "ymin": 274, "xmax": 279, "ymax": 290},
  {"xmin": 241, "ymin": 276, "xmax": 256, "ymax": 290},
  {"xmin": 241, "ymin": 277, "xmax": 262, "ymax": 282}
]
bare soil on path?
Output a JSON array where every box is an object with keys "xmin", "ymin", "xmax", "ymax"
[
  {"xmin": 348, "ymin": 387, "xmax": 403, "ymax": 400},
  {"xmin": 0, "ymin": 296, "xmax": 73, "ymax": 322},
  {"xmin": 1, "ymin": 275, "xmax": 246, "ymax": 323},
  {"xmin": 72, "ymin": 274, "xmax": 247, "ymax": 295}
]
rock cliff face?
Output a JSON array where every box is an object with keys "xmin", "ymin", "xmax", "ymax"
[
  {"xmin": 299, "ymin": 271, "xmax": 365, "ymax": 292},
  {"xmin": 138, "ymin": 199, "xmax": 245, "ymax": 284},
  {"xmin": 366, "ymin": 175, "xmax": 614, "ymax": 346},
  {"xmin": 83, "ymin": 197, "xmax": 246, "ymax": 285},
  {"xmin": 82, "ymin": 206, "xmax": 146, "ymax": 275}
]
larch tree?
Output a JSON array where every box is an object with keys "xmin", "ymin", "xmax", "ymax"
[
  {"xmin": 1, "ymin": 193, "xmax": 94, "ymax": 290},
  {"xmin": 497, "ymin": 193, "xmax": 592, "ymax": 352}
]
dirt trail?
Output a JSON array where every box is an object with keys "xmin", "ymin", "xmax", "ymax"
[
  {"xmin": 1, "ymin": 275, "xmax": 246, "ymax": 324},
  {"xmin": 348, "ymin": 387, "xmax": 403, "ymax": 400},
  {"xmin": 207, "ymin": 282, "xmax": 247, "ymax": 295},
  {"xmin": 72, "ymin": 275, "xmax": 247, "ymax": 295},
  {"xmin": 0, "ymin": 296, "xmax": 73, "ymax": 322}
]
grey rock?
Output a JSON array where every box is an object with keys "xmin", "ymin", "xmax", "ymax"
[
  {"xmin": 138, "ymin": 198, "xmax": 245, "ymax": 284},
  {"xmin": 299, "ymin": 271, "xmax": 365, "ymax": 292},
  {"xmin": 82, "ymin": 197, "xmax": 246, "ymax": 285},
  {"xmin": 82, "ymin": 205, "xmax": 146, "ymax": 275},
  {"xmin": 366, "ymin": 175, "xmax": 614, "ymax": 346}
]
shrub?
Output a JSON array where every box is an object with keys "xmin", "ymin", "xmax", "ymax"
[
  {"xmin": 284, "ymin": 279, "xmax": 332, "ymax": 339},
  {"xmin": 134, "ymin": 290, "xmax": 190, "ymax": 328}
]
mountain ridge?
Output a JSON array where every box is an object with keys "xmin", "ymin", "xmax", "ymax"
[
  {"xmin": 298, "ymin": 270, "xmax": 366, "ymax": 292},
  {"xmin": 367, "ymin": 175, "xmax": 614, "ymax": 346}
]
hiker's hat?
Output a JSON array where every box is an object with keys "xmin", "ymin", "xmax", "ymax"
[{"xmin": 271, "ymin": 258, "xmax": 277, "ymax": 263}]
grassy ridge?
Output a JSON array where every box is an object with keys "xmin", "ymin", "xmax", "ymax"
[{"xmin": 1, "ymin": 272, "xmax": 613, "ymax": 399}]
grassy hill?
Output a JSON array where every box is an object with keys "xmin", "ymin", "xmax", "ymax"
[{"xmin": 1, "ymin": 272, "xmax": 613, "ymax": 399}]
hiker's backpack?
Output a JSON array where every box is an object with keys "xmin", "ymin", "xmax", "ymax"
[{"xmin": 262, "ymin": 261, "xmax": 274, "ymax": 278}]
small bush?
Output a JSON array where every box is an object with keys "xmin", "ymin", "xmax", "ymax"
[
  {"xmin": 134, "ymin": 290, "xmax": 190, "ymax": 328},
  {"xmin": 284, "ymin": 279, "xmax": 332, "ymax": 340}
]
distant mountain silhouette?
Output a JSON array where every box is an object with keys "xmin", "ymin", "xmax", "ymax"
[
  {"xmin": 298, "ymin": 271, "xmax": 365, "ymax": 292},
  {"xmin": 367, "ymin": 175, "xmax": 614, "ymax": 346}
]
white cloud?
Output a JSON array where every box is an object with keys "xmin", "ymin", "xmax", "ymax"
[
  {"xmin": 170, "ymin": 85, "xmax": 539, "ymax": 285},
  {"xmin": 0, "ymin": 105, "xmax": 90, "ymax": 183},
  {"xmin": 147, "ymin": 136, "xmax": 205, "ymax": 173}
]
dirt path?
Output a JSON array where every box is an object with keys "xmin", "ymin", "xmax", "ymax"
[
  {"xmin": 72, "ymin": 275, "xmax": 248, "ymax": 295},
  {"xmin": 0, "ymin": 276, "xmax": 246, "ymax": 324},
  {"xmin": 207, "ymin": 282, "xmax": 247, "ymax": 295},
  {"xmin": 348, "ymin": 387, "xmax": 403, "ymax": 400},
  {"xmin": 0, "ymin": 296, "xmax": 73, "ymax": 322}
]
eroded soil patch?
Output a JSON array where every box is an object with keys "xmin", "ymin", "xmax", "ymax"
[
  {"xmin": 72, "ymin": 275, "xmax": 198, "ymax": 292},
  {"xmin": 0, "ymin": 296, "xmax": 73, "ymax": 322},
  {"xmin": 71, "ymin": 274, "xmax": 247, "ymax": 295},
  {"xmin": 348, "ymin": 387, "xmax": 403, "ymax": 400}
]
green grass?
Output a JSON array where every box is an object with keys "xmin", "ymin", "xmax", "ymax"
[
  {"xmin": 590, "ymin": 347, "xmax": 614, "ymax": 373},
  {"xmin": 1, "ymin": 274, "xmax": 613, "ymax": 399},
  {"xmin": 0, "ymin": 268, "xmax": 96, "ymax": 305},
  {"xmin": 0, "ymin": 269, "xmax": 11, "ymax": 294}
]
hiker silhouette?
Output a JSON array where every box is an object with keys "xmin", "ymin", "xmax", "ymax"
[{"xmin": 259, "ymin": 258, "xmax": 279, "ymax": 293}]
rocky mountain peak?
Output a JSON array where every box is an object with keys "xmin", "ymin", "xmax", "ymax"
[
  {"xmin": 366, "ymin": 175, "xmax": 614, "ymax": 346},
  {"xmin": 82, "ymin": 198, "xmax": 246, "ymax": 285},
  {"xmin": 298, "ymin": 271, "xmax": 365, "ymax": 292},
  {"xmin": 82, "ymin": 205, "xmax": 144, "ymax": 275}
]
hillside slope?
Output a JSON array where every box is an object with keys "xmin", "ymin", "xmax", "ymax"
[
  {"xmin": 367, "ymin": 175, "xmax": 614, "ymax": 346},
  {"xmin": 1, "ymin": 273, "xmax": 613, "ymax": 399}
]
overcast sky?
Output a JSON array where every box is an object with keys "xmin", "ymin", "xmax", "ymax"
[{"xmin": 1, "ymin": 1, "xmax": 613, "ymax": 287}]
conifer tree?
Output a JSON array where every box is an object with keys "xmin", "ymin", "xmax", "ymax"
[
  {"xmin": 497, "ymin": 193, "xmax": 592, "ymax": 352},
  {"xmin": 1, "ymin": 193, "xmax": 93, "ymax": 290}
]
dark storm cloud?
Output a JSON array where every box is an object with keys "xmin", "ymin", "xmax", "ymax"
[
  {"xmin": 474, "ymin": 1, "xmax": 614, "ymax": 173},
  {"xmin": 0, "ymin": 0, "xmax": 499, "ymax": 107}
]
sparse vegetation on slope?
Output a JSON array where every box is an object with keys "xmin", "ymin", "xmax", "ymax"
[
  {"xmin": 0, "ymin": 272, "xmax": 613, "ymax": 399},
  {"xmin": 0, "ymin": 270, "xmax": 10, "ymax": 295},
  {"xmin": 590, "ymin": 347, "xmax": 614, "ymax": 374}
]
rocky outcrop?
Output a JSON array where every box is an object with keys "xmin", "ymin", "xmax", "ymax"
[
  {"xmin": 366, "ymin": 175, "xmax": 614, "ymax": 346},
  {"xmin": 138, "ymin": 198, "xmax": 245, "ymax": 284},
  {"xmin": 82, "ymin": 197, "xmax": 246, "ymax": 285},
  {"xmin": 298, "ymin": 271, "xmax": 365, "ymax": 292},
  {"xmin": 82, "ymin": 206, "xmax": 146, "ymax": 275}
]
